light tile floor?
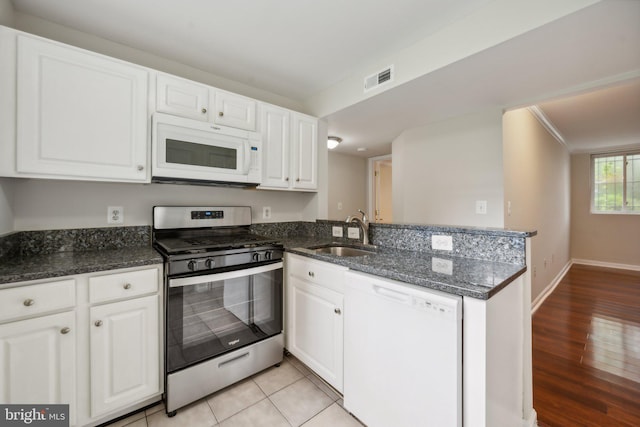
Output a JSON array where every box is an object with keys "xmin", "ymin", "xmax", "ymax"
[{"xmin": 107, "ymin": 354, "xmax": 363, "ymax": 427}]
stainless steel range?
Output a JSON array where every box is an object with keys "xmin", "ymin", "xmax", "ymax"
[{"xmin": 153, "ymin": 206, "xmax": 284, "ymax": 416}]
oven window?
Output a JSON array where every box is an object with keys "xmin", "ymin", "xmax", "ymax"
[
  {"xmin": 167, "ymin": 266, "xmax": 282, "ymax": 373},
  {"xmin": 166, "ymin": 139, "xmax": 237, "ymax": 170}
]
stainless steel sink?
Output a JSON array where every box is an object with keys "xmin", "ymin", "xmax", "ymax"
[{"xmin": 312, "ymin": 246, "xmax": 374, "ymax": 257}]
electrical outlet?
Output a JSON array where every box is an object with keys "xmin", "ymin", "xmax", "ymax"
[
  {"xmin": 507, "ymin": 201, "xmax": 512, "ymax": 216},
  {"xmin": 432, "ymin": 257, "xmax": 453, "ymax": 275},
  {"xmin": 262, "ymin": 207, "xmax": 272, "ymax": 219},
  {"xmin": 476, "ymin": 200, "xmax": 487, "ymax": 215},
  {"xmin": 107, "ymin": 206, "xmax": 123, "ymax": 224},
  {"xmin": 432, "ymin": 235, "xmax": 453, "ymax": 251},
  {"xmin": 337, "ymin": 202, "xmax": 343, "ymax": 211},
  {"xmin": 332, "ymin": 226, "xmax": 343, "ymax": 237},
  {"xmin": 348, "ymin": 227, "xmax": 360, "ymax": 239}
]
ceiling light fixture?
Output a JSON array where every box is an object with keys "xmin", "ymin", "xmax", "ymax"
[{"xmin": 327, "ymin": 136, "xmax": 342, "ymax": 150}]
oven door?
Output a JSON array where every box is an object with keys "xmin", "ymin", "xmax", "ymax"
[{"xmin": 166, "ymin": 261, "xmax": 283, "ymax": 373}]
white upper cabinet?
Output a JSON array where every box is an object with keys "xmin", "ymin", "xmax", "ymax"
[
  {"xmin": 15, "ymin": 34, "xmax": 149, "ymax": 182},
  {"xmin": 156, "ymin": 73, "xmax": 257, "ymax": 131},
  {"xmin": 260, "ymin": 104, "xmax": 290, "ymax": 188},
  {"xmin": 213, "ymin": 90, "xmax": 257, "ymax": 131},
  {"xmin": 259, "ymin": 107, "xmax": 318, "ymax": 191},
  {"xmin": 156, "ymin": 73, "xmax": 210, "ymax": 121},
  {"xmin": 291, "ymin": 113, "xmax": 318, "ymax": 190}
]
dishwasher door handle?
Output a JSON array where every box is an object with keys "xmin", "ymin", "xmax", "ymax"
[{"xmin": 373, "ymin": 285, "xmax": 411, "ymax": 303}]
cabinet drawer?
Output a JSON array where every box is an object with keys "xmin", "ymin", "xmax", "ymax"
[
  {"xmin": 287, "ymin": 254, "xmax": 347, "ymax": 293},
  {"xmin": 89, "ymin": 268, "xmax": 158, "ymax": 303},
  {"xmin": 0, "ymin": 279, "xmax": 75, "ymax": 323}
]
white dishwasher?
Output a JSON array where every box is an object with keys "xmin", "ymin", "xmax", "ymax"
[{"xmin": 344, "ymin": 271, "xmax": 462, "ymax": 427}]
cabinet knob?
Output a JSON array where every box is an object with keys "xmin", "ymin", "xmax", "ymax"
[
  {"xmin": 123, "ymin": 283, "xmax": 132, "ymax": 290},
  {"xmin": 201, "ymin": 107, "xmax": 207, "ymax": 114},
  {"xmin": 308, "ymin": 271, "xmax": 315, "ymax": 278},
  {"xmin": 23, "ymin": 299, "xmax": 35, "ymax": 307},
  {"xmin": 95, "ymin": 320, "xmax": 103, "ymax": 327},
  {"xmin": 137, "ymin": 165, "xmax": 144, "ymax": 171},
  {"xmin": 334, "ymin": 308, "xmax": 341, "ymax": 315},
  {"xmin": 60, "ymin": 327, "xmax": 71, "ymax": 335},
  {"xmin": 218, "ymin": 111, "xmax": 224, "ymax": 117},
  {"xmin": 285, "ymin": 177, "xmax": 289, "ymax": 181},
  {"xmin": 296, "ymin": 178, "xmax": 300, "ymax": 182}
]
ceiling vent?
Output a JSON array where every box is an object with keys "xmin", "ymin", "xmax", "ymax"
[{"xmin": 364, "ymin": 65, "xmax": 394, "ymax": 93}]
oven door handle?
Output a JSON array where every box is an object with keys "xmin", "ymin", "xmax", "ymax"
[{"xmin": 169, "ymin": 261, "xmax": 283, "ymax": 288}]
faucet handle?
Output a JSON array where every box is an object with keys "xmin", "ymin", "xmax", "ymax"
[{"xmin": 357, "ymin": 209, "xmax": 368, "ymax": 224}]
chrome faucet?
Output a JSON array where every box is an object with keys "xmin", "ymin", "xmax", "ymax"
[{"xmin": 346, "ymin": 209, "xmax": 370, "ymax": 245}]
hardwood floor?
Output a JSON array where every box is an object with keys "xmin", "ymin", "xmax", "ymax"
[{"xmin": 533, "ymin": 264, "xmax": 640, "ymax": 427}]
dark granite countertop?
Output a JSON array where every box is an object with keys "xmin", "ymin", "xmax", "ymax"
[
  {"xmin": 0, "ymin": 246, "xmax": 163, "ymax": 285},
  {"xmin": 281, "ymin": 238, "xmax": 526, "ymax": 300}
]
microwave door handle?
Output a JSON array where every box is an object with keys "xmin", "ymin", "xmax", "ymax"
[
  {"xmin": 169, "ymin": 261, "xmax": 283, "ymax": 288},
  {"xmin": 243, "ymin": 140, "xmax": 251, "ymax": 174}
]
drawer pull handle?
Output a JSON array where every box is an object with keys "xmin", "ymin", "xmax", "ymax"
[
  {"xmin": 123, "ymin": 283, "xmax": 132, "ymax": 290},
  {"xmin": 201, "ymin": 107, "xmax": 207, "ymax": 114},
  {"xmin": 308, "ymin": 271, "xmax": 315, "ymax": 278},
  {"xmin": 95, "ymin": 320, "xmax": 103, "ymax": 327},
  {"xmin": 334, "ymin": 308, "xmax": 341, "ymax": 315},
  {"xmin": 23, "ymin": 299, "xmax": 35, "ymax": 307},
  {"xmin": 60, "ymin": 327, "xmax": 71, "ymax": 335}
]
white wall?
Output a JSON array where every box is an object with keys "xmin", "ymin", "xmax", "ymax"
[
  {"xmin": 570, "ymin": 152, "xmax": 640, "ymax": 267},
  {"xmin": 0, "ymin": 0, "xmax": 14, "ymax": 27},
  {"xmin": 12, "ymin": 12, "xmax": 305, "ymax": 112},
  {"xmin": 11, "ymin": 180, "xmax": 318, "ymax": 231},
  {"xmin": 392, "ymin": 109, "xmax": 504, "ymax": 227},
  {"xmin": 503, "ymin": 108, "xmax": 571, "ymax": 302},
  {"xmin": 0, "ymin": 178, "xmax": 14, "ymax": 235},
  {"xmin": 327, "ymin": 152, "xmax": 367, "ymax": 220}
]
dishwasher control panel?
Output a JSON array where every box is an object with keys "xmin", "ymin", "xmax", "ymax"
[{"xmin": 412, "ymin": 297, "xmax": 457, "ymax": 319}]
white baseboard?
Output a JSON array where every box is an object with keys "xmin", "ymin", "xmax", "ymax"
[
  {"xmin": 572, "ymin": 258, "xmax": 640, "ymax": 272},
  {"xmin": 524, "ymin": 409, "xmax": 538, "ymax": 427},
  {"xmin": 531, "ymin": 261, "xmax": 572, "ymax": 314}
]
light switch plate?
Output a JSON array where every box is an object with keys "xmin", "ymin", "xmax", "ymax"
[
  {"xmin": 332, "ymin": 226, "xmax": 343, "ymax": 237},
  {"xmin": 348, "ymin": 227, "xmax": 360, "ymax": 239},
  {"xmin": 476, "ymin": 200, "xmax": 487, "ymax": 215},
  {"xmin": 432, "ymin": 235, "xmax": 452, "ymax": 251}
]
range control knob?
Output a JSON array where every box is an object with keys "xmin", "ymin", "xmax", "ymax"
[
  {"xmin": 265, "ymin": 251, "xmax": 273, "ymax": 260},
  {"xmin": 205, "ymin": 258, "xmax": 215, "ymax": 269},
  {"xmin": 252, "ymin": 252, "xmax": 260, "ymax": 262},
  {"xmin": 187, "ymin": 260, "xmax": 198, "ymax": 271}
]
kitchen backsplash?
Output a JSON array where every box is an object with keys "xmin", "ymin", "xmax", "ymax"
[{"xmin": 0, "ymin": 226, "xmax": 151, "ymax": 259}]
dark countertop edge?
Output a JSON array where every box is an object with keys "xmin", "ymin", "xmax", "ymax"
[
  {"xmin": 0, "ymin": 248, "xmax": 163, "ymax": 285},
  {"xmin": 286, "ymin": 247, "xmax": 527, "ymax": 300},
  {"xmin": 315, "ymin": 219, "xmax": 537, "ymax": 238}
]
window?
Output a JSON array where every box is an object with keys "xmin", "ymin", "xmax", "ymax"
[{"xmin": 591, "ymin": 151, "xmax": 640, "ymax": 213}]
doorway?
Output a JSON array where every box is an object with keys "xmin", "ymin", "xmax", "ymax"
[{"xmin": 368, "ymin": 155, "xmax": 393, "ymax": 223}]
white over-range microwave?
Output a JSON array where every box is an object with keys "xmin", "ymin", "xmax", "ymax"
[{"xmin": 152, "ymin": 113, "xmax": 262, "ymax": 186}]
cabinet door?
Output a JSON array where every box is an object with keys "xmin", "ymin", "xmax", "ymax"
[
  {"xmin": 90, "ymin": 295, "xmax": 159, "ymax": 417},
  {"xmin": 0, "ymin": 311, "xmax": 76, "ymax": 424},
  {"xmin": 291, "ymin": 113, "xmax": 318, "ymax": 190},
  {"xmin": 156, "ymin": 73, "xmax": 210, "ymax": 121},
  {"xmin": 213, "ymin": 90, "xmax": 257, "ymax": 131},
  {"xmin": 288, "ymin": 276, "xmax": 343, "ymax": 392},
  {"xmin": 260, "ymin": 105, "xmax": 291, "ymax": 188},
  {"xmin": 16, "ymin": 35, "xmax": 149, "ymax": 182}
]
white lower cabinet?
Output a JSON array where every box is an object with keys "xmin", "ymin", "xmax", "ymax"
[
  {"xmin": 0, "ymin": 311, "xmax": 77, "ymax": 424},
  {"xmin": 89, "ymin": 295, "xmax": 159, "ymax": 418},
  {"xmin": 0, "ymin": 264, "xmax": 163, "ymax": 427},
  {"xmin": 286, "ymin": 254, "xmax": 347, "ymax": 392}
]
